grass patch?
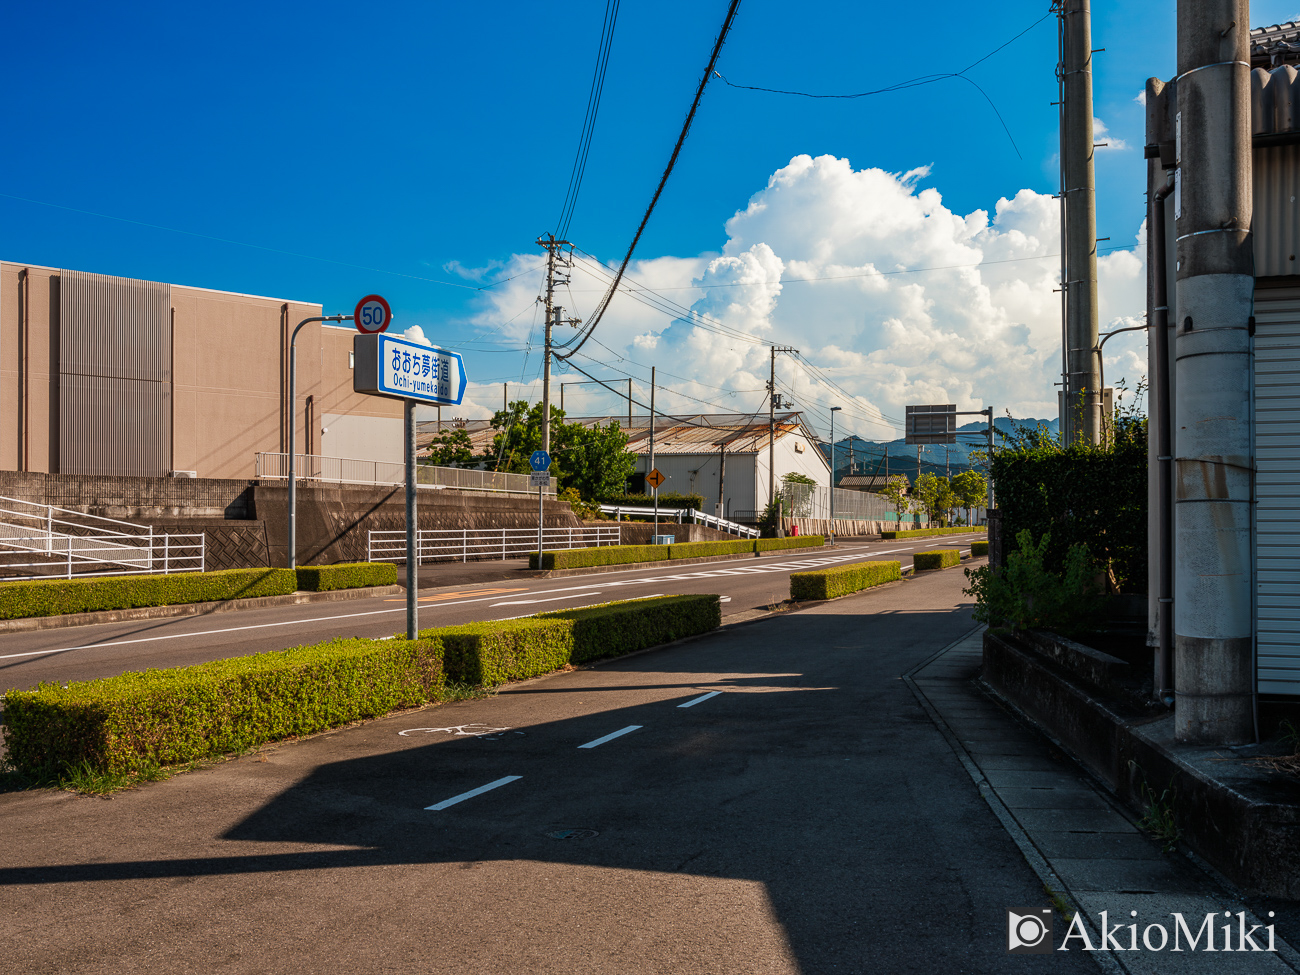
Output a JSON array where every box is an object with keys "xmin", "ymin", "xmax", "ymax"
[
  {"xmin": 789, "ymin": 561, "xmax": 901, "ymax": 600},
  {"xmin": 913, "ymin": 549, "xmax": 961, "ymax": 571}
]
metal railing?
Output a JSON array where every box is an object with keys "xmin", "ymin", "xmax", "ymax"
[
  {"xmin": 256, "ymin": 452, "xmax": 557, "ymax": 496},
  {"xmin": 0, "ymin": 496, "xmax": 204, "ymax": 579},
  {"xmin": 597, "ymin": 504, "xmax": 760, "ymax": 539},
  {"xmin": 367, "ymin": 526, "xmax": 622, "ymax": 564}
]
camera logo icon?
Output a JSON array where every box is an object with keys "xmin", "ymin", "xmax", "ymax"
[{"xmin": 1007, "ymin": 908, "xmax": 1053, "ymax": 954}]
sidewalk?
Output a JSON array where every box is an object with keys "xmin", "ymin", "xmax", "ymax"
[{"xmin": 906, "ymin": 628, "xmax": 1300, "ymax": 971}]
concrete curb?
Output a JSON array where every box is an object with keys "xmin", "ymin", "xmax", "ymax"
[
  {"xmin": 522, "ymin": 543, "xmax": 830, "ymax": 578},
  {"xmin": 0, "ymin": 585, "xmax": 404, "ymax": 634}
]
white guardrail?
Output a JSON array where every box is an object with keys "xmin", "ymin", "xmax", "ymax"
[
  {"xmin": 367, "ymin": 526, "xmax": 622, "ymax": 564},
  {"xmin": 0, "ymin": 496, "xmax": 204, "ymax": 579},
  {"xmin": 598, "ymin": 505, "xmax": 760, "ymax": 539},
  {"xmin": 256, "ymin": 453, "xmax": 557, "ymax": 496}
]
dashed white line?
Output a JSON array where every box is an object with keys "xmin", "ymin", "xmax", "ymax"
[
  {"xmin": 578, "ymin": 725, "xmax": 642, "ymax": 749},
  {"xmin": 425, "ymin": 775, "xmax": 522, "ymax": 810},
  {"xmin": 678, "ymin": 691, "xmax": 721, "ymax": 708}
]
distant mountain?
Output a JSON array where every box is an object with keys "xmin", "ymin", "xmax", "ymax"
[{"xmin": 821, "ymin": 416, "xmax": 1060, "ymax": 481}]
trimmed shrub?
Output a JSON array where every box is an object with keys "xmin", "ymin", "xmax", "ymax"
[
  {"xmin": 530, "ymin": 545, "xmax": 671, "ymax": 570},
  {"xmin": 790, "ymin": 561, "xmax": 901, "ymax": 600},
  {"xmin": 428, "ymin": 594, "xmax": 722, "ymax": 684},
  {"xmin": 880, "ymin": 527, "xmax": 988, "ymax": 540},
  {"xmin": 598, "ymin": 492, "xmax": 705, "ymax": 511},
  {"xmin": 543, "ymin": 594, "xmax": 721, "ymax": 663},
  {"xmin": 667, "ymin": 540, "xmax": 753, "ymax": 559},
  {"xmin": 754, "ymin": 535, "xmax": 826, "ymax": 553},
  {"xmin": 0, "ymin": 568, "xmax": 297, "ymax": 620},
  {"xmin": 429, "ymin": 618, "xmax": 574, "ymax": 686},
  {"xmin": 913, "ymin": 549, "xmax": 961, "ymax": 571},
  {"xmin": 3, "ymin": 637, "xmax": 444, "ymax": 775},
  {"xmin": 296, "ymin": 562, "xmax": 398, "ymax": 592},
  {"xmin": 970, "ymin": 540, "xmax": 989, "ymax": 558}
]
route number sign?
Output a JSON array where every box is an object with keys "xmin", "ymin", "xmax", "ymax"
[
  {"xmin": 354, "ymin": 294, "xmax": 392, "ymax": 334},
  {"xmin": 530, "ymin": 450, "xmax": 551, "ymax": 472},
  {"xmin": 647, "ymin": 468, "xmax": 666, "ymax": 490}
]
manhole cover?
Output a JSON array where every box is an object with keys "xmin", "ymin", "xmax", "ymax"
[{"xmin": 546, "ymin": 828, "xmax": 599, "ymax": 840}]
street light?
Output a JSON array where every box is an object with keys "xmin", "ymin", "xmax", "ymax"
[{"xmin": 829, "ymin": 407, "xmax": 842, "ymax": 546}]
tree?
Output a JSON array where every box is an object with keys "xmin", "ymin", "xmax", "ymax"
[
  {"xmin": 949, "ymin": 470, "xmax": 988, "ymax": 524},
  {"xmin": 423, "ymin": 429, "xmax": 475, "ymax": 467},
  {"xmin": 485, "ymin": 400, "xmax": 635, "ymax": 499},
  {"xmin": 880, "ymin": 474, "xmax": 911, "ymax": 522},
  {"xmin": 913, "ymin": 472, "xmax": 958, "ymax": 526}
]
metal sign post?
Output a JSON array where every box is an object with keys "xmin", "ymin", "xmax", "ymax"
[
  {"xmin": 647, "ymin": 468, "xmax": 666, "ymax": 540},
  {"xmin": 350, "ymin": 298, "xmax": 469, "ymax": 639},
  {"xmin": 530, "ymin": 450, "xmax": 551, "ymax": 561}
]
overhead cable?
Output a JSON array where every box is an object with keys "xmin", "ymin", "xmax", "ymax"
[
  {"xmin": 557, "ymin": 0, "xmax": 744, "ymax": 362},
  {"xmin": 556, "ymin": 0, "xmax": 622, "ymax": 239}
]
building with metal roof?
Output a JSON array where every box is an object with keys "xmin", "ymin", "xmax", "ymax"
[{"xmin": 418, "ymin": 411, "xmax": 830, "ymax": 518}]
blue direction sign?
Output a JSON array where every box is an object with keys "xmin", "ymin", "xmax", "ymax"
[
  {"xmin": 530, "ymin": 450, "xmax": 551, "ymax": 472},
  {"xmin": 352, "ymin": 333, "xmax": 467, "ymax": 406}
]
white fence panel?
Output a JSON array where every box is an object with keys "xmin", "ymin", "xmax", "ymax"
[{"xmin": 367, "ymin": 526, "xmax": 622, "ymax": 564}]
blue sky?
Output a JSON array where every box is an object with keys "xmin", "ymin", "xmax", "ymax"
[{"xmin": 5, "ymin": 1, "xmax": 1297, "ymax": 437}]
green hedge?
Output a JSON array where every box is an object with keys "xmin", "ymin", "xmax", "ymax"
[
  {"xmin": 296, "ymin": 562, "xmax": 398, "ymax": 592},
  {"xmin": 427, "ymin": 594, "xmax": 722, "ymax": 685},
  {"xmin": 970, "ymin": 540, "xmax": 989, "ymax": 558},
  {"xmin": 667, "ymin": 540, "xmax": 753, "ymax": 559},
  {"xmin": 599, "ymin": 492, "xmax": 705, "ymax": 511},
  {"xmin": 913, "ymin": 549, "xmax": 961, "ymax": 571},
  {"xmin": 880, "ymin": 527, "xmax": 988, "ymax": 540},
  {"xmin": 790, "ymin": 561, "xmax": 901, "ymax": 600},
  {"xmin": 0, "ymin": 567, "xmax": 297, "ymax": 620},
  {"xmin": 3, "ymin": 637, "xmax": 444, "ymax": 775},
  {"xmin": 543, "ymin": 594, "xmax": 721, "ymax": 663},
  {"xmin": 754, "ymin": 535, "xmax": 826, "ymax": 552},
  {"xmin": 530, "ymin": 545, "xmax": 671, "ymax": 570}
]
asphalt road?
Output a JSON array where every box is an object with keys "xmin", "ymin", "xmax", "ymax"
[
  {"xmin": 0, "ymin": 533, "xmax": 986, "ymax": 692},
  {"xmin": 0, "ymin": 566, "xmax": 1093, "ymax": 975}
]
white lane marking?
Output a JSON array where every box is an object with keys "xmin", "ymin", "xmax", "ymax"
[
  {"xmin": 426, "ymin": 775, "xmax": 522, "ymax": 811},
  {"xmin": 399, "ymin": 724, "xmax": 510, "ymax": 738},
  {"xmin": 491, "ymin": 591, "xmax": 602, "ymax": 607},
  {"xmin": 578, "ymin": 725, "xmax": 642, "ymax": 749},
  {"xmin": 4, "ymin": 544, "xmax": 934, "ymax": 663},
  {"xmin": 720, "ymin": 596, "xmax": 732, "ymax": 603},
  {"xmin": 678, "ymin": 690, "xmax": 721, "ymax": 708}
]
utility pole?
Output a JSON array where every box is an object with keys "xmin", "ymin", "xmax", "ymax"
[
  {"xmin": 536, "ymin": 234, "xmax": 574, "ymax": 455},
  {"xmin": 768, "ymin": 346, "xmax": 798, "ymax": 508},
  {"xmin": 649, "ymin": 367, "xmax": 657, "ymax": 537},
  {"xmin": 1173, "ymin": 0, "xmax": 1253, "ymax": 744},
  {"xmin": 1057, "ymin": 0, "xmax": 1102, "ymax": 444}
]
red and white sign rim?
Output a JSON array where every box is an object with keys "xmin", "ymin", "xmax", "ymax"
[{"xmin": 354, "ymin": 294, "xmax": 392, "ymax": 334}]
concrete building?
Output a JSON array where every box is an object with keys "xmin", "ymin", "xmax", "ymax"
[
  {"xmin": 0, "ymin": 262, "xmax": 404, "ymax": 480},
  {"xmin": 432, "ymin": 412, "xmax": 831, "ymax": 519}
]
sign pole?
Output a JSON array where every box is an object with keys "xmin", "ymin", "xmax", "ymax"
[
  {"xmin": 405, "ymin": 398, "xmax": 418, "ymax": 640},
  {"xmin": 538, "ymin": 483, "xmax": 544, "ymax": 560}
]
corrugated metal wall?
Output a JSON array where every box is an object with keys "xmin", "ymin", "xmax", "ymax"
[
  {"xmin": 58, "ymin": 270, "xmax": 172, "ymax": 476},
  {"xmin": 1253, "ymin": 145, "xmax": 1300, "ymax": 277},
  {"xmin": 1254, "ymin": 285, "xmax": 1300, "ymax": 695}
]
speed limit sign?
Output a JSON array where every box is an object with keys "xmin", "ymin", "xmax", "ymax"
[{"xmin": 354, "ymin": 294, "xmax": 392, "ymax": 334}]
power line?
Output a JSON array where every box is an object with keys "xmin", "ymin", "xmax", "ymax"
[
  {"xmin": 556, "ymin": 0, "xmax": 621, "ymax": 239},
  {"xmin": 558, "ymin": 0, "xmax": 744, "ymax": 362},
  {"xmin": 712, "ymin": 10, "xmax": 1053, "ymax": 159}
]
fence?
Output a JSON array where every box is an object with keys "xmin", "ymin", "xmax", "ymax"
[
  {"xmin": 597, "ymin": 504, "xmax": 760, "ymax": 539},
  {"xmin": 367, "ymin": 526, "xmax": 621, "ymax": 564},
  {"xmin": 0, "ymin": 496, "xmax": 204, "ymax": 579},
  {"xmin": 256, "ymin": 453, "xmax": 557, "ymax": 496}
]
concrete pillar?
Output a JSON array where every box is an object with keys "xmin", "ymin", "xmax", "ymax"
[
  {"xmin": 1063, "ymin": 0, "xmax": 1102, "ymax": 444},
  {"xmin": 1173, "ymin": 0, "xmax": 1254, "ymax": 744}
]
